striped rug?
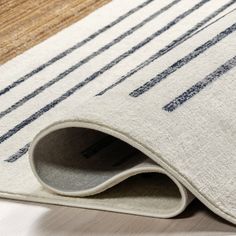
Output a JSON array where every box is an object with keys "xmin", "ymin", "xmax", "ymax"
[{"xmin": 0, "ymin": 0, "xmax": 236, "ymax": 225}]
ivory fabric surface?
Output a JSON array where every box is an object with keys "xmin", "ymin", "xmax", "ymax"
[{"xmin": 0, "ymin": 0, "xmax": 236, "ymax": 224}]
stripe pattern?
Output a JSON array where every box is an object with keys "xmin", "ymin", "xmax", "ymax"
[
  {"xmin": 129, "ymin": 22, "xmax": 236, "ymax": 97},
  {"xmin": 96, "ymin": 1, "xmax": 236, "ymax": 96},
  {"xmin": 4, "ymin": 144, "xmax": 30, "ymax": 163},
  {"xmin": 1, "ymin": 0, "xmax": 236, "ymax": 163},
  {"xmin": 0, "ymin": 0, "xmax": 154, "ymax": 97},
  {"xmin": 0, "ymin": 0, "xmax": 181, "ymax": 119},
  {"xmin": 163, "ymin": 55, "xmax": 236, "ymax": 112},
  {"xmin": 0, "ymin": 0, "xmax": 211, "ymax": 145},
  {"xmin": 81, "ymin": 136, "xmax": 116, "ymax": 158}
]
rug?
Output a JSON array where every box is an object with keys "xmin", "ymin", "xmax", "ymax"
[{"xmin": 0, "ymin": 0, "xmax": 236, "ymax": 225}]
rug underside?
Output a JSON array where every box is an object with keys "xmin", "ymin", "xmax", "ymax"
[{"xmin": 0, "ymin": 0, "xmax": 235, "ymax": 225}]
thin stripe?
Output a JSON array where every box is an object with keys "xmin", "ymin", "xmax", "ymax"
[
  {"xmin": 0, "ymin": 0, "xmax": 211, "ymax": 147},
  {"xmin": 0, "ymin": 0, "xmax": 181, "ymax": 119},
  {"xmin": 6, "ymin": 58, "xmax": 236, "ymax": 163},
  {"xmin": 6, "ymin": 57, "xmax": 236, "ymax": 163},
  {"xmin": 0, "ymin": 0, "xmax": 154, "ymax": 97},
  {"xmin": 4, "ymin": 143, "xmax": 30, "ymax": 162},
  {"xmin": 163, "ymin": 55, "xmax": 236, "ymax": 112},
  {"xmin": 112, "ymin": 150, "xmax": 140, "ymax": 167},
  {"xmin": 130, "ymin": 22, "xmax": 236, "ymax": 97},
  {"xmin": 96, "ymin": 1, "xmax": 236, "ymax": 96},
  {"xmin": 81, "ymin": 136, "xmax": 116, "ymax": 158}
]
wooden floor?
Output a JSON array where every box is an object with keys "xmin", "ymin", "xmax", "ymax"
[
  {"xmin": 0, "ymin": 0, "xmax": 235, "ymax": 235},
  {"xmin": 0, "ymin": 198, "xmax": 235, "ymax": 235},
  {"xmin": 0, "ymin": 0, "xmax": 110, "ymax": 64}
]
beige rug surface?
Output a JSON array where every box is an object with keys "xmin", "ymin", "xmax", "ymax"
[{"xmin": 0, "ymin": 0, "xmax": 236, "ymax": 225}]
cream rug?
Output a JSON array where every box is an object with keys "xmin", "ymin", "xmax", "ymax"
[{"xmin": 0, "ymin": 0, "xmax": 236, "ymax": 225}]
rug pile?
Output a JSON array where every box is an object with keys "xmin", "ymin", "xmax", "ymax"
[{"xmin": 0, "ymin": 0, "xmax": 235, "ymax": 225}]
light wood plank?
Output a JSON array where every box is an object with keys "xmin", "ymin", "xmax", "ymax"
[
  {"xmin": 0, "ymin": 0, "xmax": 110, "ymax": 64},
  {"xmin": 0, "ymin": 199, "xmax": 235, "ymax": 235}
]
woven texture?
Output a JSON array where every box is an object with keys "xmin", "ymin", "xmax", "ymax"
[{"xmin": 0, "ymin": 0, "xmax": 235, "ymax": 224}]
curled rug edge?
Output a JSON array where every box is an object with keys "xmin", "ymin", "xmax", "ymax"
[
  {"xmin": 29, "ymin": 119, "xmax": 236, "ymax": 225},
  {"xmin": 28, "ymin": 120, "xmax": 194, "ymax": 218}
]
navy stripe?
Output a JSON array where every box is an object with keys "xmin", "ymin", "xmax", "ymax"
[
  {"xmin": 0, "ymin": 0, "xmax": 210, "ymax": 147},
  {"xmin": 7, "ymin": 59, "xmax": 235, "ymax": 163},
  {"xmin": 4, "ymin": 143, "xmax": 30, "ymax": 162},
  {"xmin": 0, "ymin": 0, "xmax": 181, "ymax": 119},
  {"xmin": 96, "ymin": 1, "xmax": 236, "ymax": 96},
  {"xmin": 112, "ymin": 150, "xmax": 140, "ymax": 167},
  {"xmin": 81, "ymin": 136, "xmax": 116, "ymax": 158},
  {"xmin": 0, "ymin": 0, "xmax": 154, "ymax": 97},
  {"xmin": 130, "ymin": 22, "xmax": 236, "ymax": 97},
  {"xmin": 163, "ymin": 55, "xmax": 236, "ymax": 112}
]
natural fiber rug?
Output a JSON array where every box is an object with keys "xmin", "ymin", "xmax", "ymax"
[{"xmin": 0, "ymin": 0, "xmax": 236, "ymax": 225}]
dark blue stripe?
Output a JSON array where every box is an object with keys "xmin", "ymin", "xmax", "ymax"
[
  {"xmin": 4, "ymin": 143, "xmax": 30, "ymax": 162},
  {"xmin": 96, "ymin": 1, "xmax": 236, "ymax": 96},
  {"xmin": 130, "ymin": 22, "xmax": 236, "ymax": 97},
  {"xmin": 7, "ymin": 56, "xmax": 236, "ymax": 163},
  {"xmin": 0, "ymin": 0, "xmax": 210, "ymax": 147},
  {"xmin": 81, "ymin": 136, "xmax": 116, "ymax": 158},
  {"xmin": 0, "ymin": 0, "xmax": 154, "ymax": 96},
  {"xmin": 0, "ymin": 0, "xmax": 181, "ymax": 119},
  {"xmin": 163, "ymin": 55, "xmax": 236, "ymax": 112}
]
